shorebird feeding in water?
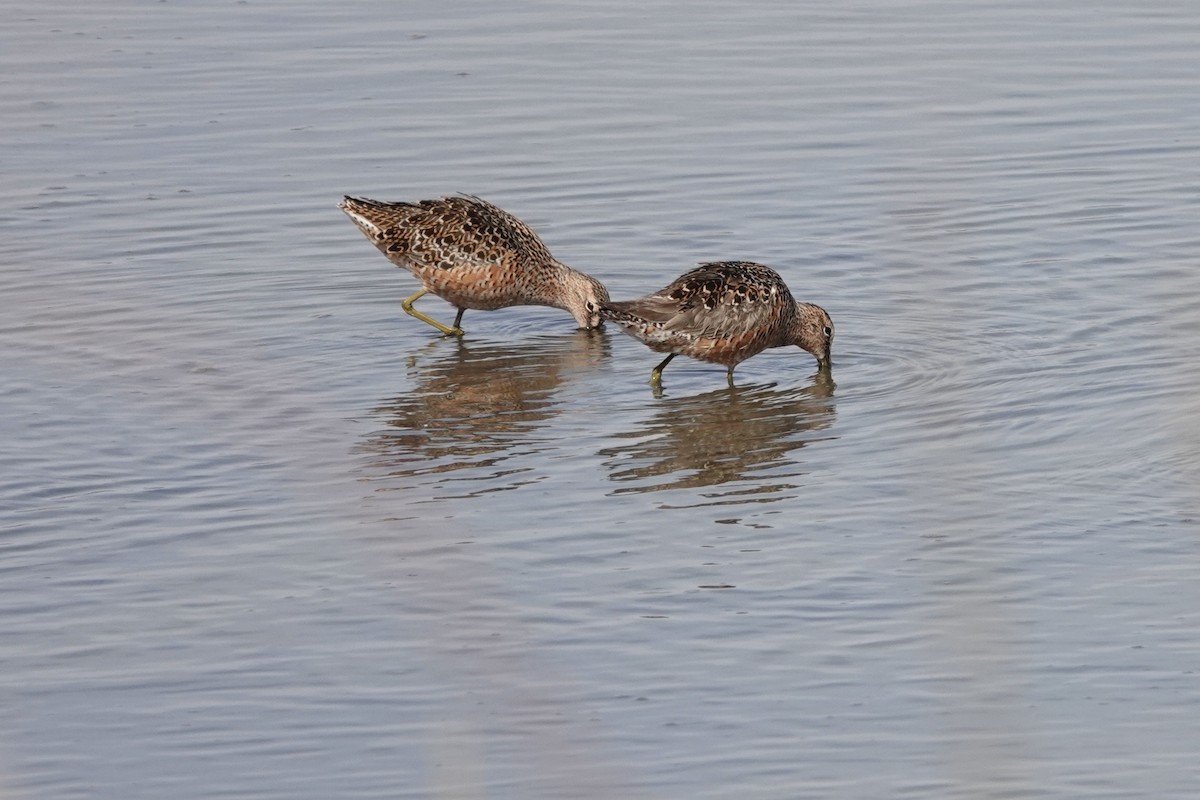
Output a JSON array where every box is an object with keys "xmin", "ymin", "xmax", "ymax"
[
  {"xmin": 339, "ymin": 195, "xmax": 609, "ymax": 336},
  {"xmin": 601, "ymin": 261, "xmax": 833, "ymax": 386}
]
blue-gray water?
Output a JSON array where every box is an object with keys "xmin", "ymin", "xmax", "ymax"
[{"xmin": 4, "ymin": 1, "xmax": 1200, "ymax": 798}]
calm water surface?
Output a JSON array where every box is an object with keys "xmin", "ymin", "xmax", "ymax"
[{"xmin": 4, "ymin": 1, "xmax": 1200, "ymax": 798}]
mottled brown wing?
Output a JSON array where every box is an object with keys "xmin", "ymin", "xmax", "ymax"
[
  {"xmin": 653, "ymin": 262, "xmax": 789, "ymax": 341},
  {"xmin": 354, "ymin": 196, "xmax": 554, "ymax": 273}
]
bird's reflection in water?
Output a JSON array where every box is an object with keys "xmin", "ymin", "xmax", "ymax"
[
  {"xmin": 599, "ymin": 371, "xmax": 836, "ymax": 506},
  {"xmin": 358, "ymin": 331, "xmax": 609, "ymax": 496}
]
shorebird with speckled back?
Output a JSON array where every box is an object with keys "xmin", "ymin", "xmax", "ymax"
[
  {"xmin": 339, "ymin": 195, "xmax": 609, "ymax": 336},
  {"xmin": 601, "ymin": 261, "xmax": 833, "ymax": 386}
]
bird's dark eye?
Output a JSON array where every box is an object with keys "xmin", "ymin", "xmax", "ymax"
[
  {"xmin": 586, "ymin": 300, "xmax": 596, "ymax": 312},
  {"xmin": 823, "ymin": 326, "xmax": 833, "ymax": 338}
]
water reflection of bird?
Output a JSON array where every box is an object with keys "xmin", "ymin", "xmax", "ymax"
[
  {"xmin": 601, "ymin": 261, "xmax": 833, "ymax": 386},
  {"xmin": 339, "ymin": 195, "xmax": 609, "ymax": 336},
  {"xmin": 599, "ymin": 372, "xmax": 836, "ymax": 501},
  {"xmin": 358, "ymin": 332, "xmax": 610, "ymax": 486}
]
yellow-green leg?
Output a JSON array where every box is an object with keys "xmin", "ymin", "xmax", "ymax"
[
  {"xmin": 401, "ymin": 289, "xmax": 464, "ymax": 336},
  {"xmin": 726, "ymin": 366, "xmax": 736, "ymax": 387},
  {"xmin": 650, "ymin": 353, "xmax": 676, "ymax": 385}
]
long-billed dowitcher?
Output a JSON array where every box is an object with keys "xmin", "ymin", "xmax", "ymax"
[
  {"xmin": 339, "ymin": 195, "xmax": 609, "ymax": 336},
  {"xmin": 601, "ymin": 261, "xmax": 833, "ymax": 385}
]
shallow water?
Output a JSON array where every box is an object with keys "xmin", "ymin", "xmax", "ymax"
[{"xmin": 4, "ymin": 1, "xmax": 1200, "ymax": 798}]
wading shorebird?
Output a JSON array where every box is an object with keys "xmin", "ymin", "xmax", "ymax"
[
  {"xmin": 601, "ymin": 261, "xmax": 833, "ymax": 386},
  {"xmin": 339, "ymin": 195, "xmax": 609, "ymax": 336}
]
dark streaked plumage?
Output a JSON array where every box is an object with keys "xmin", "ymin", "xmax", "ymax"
[
  {"xmin": 601, "ymin": 261, "xmax": 833, "ymax": 385},
  {"xmin": 339, "ymin": 195, "xmax": 609, "ymax": 335}
]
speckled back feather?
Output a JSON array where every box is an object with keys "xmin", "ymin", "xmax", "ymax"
[{"xmin": 339, "ymin": 195, "xmax": 554, "ymax": 275}]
